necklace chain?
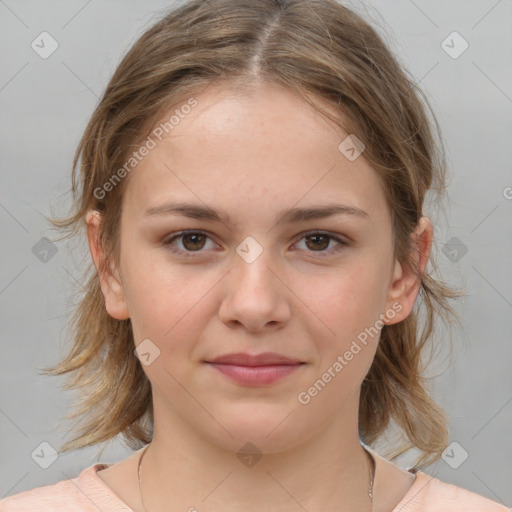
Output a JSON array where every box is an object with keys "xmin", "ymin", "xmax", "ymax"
[{"xmin": 137, "ymin": 443, "xmax": 375, "ymax": 512}]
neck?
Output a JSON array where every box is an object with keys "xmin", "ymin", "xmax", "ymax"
[{"xmin": 139, "ymin": 390, "xmax": 374, "ymax": 512}]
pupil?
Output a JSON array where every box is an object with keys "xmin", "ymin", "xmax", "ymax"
[
  {"xmin": 307, "ymin": 234, "xmax": 328, "ymax": 251},
  {"xmin": 184, "ymin": 234, "xmax": 205, "ymax": 250}
]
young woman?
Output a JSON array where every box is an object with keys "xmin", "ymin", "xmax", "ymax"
[{"xmin": 1, "ymin": 0, "xmax": 508, "ymax": 510}]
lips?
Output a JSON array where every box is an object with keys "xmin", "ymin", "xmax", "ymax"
[
  {"xmin": 206, "ymin": 352, "xmax": 303, "ymax": 366},
  {"xmin": 204, "ymin": 352, "xmax": 305, "ymax": 385}
]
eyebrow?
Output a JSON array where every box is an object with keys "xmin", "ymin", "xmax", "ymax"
[{"xmin": 144, "ymin": 201, "xmax": 370, "ymax": 225}]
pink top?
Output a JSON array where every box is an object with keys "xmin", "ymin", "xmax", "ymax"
[{"xmin": 1, "ymin": 453, "xmax": 509, "ymax": 511}]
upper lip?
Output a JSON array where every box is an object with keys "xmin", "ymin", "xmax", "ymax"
[{"xmin": 206, "ymin": 352, "xmax": 304, "ymax": 366}]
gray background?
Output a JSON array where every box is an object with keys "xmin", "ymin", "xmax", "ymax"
[{"xmin": 1, "ymin": 0, "xmax": 511, "ymax": 507}]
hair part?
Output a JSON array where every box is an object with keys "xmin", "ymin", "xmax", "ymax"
[{"xmin": 42, "ymin": 0, "xmax": 465, "ymax": 469}]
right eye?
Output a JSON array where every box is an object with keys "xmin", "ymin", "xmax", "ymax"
[{"xmin": 162, "ymin": 230, "xmax": 219, "ymax": 257}]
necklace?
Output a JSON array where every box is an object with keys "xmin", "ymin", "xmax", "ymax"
[{"xmin": 137, "ymin": 443, "xmax": 375, "ymax": 511}]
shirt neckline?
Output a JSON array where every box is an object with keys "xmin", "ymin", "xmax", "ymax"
[
  {"xmin": 87, "ymin": 448, "xmax": 427, "ymax": 512},
  {"xmin": 365, "ymin": 446, "xmax": 429, "ymax": 511},
  {"xmin": 85, "ymin": 462, "xmax": 136, "ymax": 511}
]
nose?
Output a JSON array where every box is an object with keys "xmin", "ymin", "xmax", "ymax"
[{"xmin": 218, "ymin": 245, "xmax": 291, "ymax": 333}]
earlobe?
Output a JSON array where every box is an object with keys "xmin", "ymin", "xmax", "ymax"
[
  {"xmin": 383, "ymin": 217, "xmax": 433, "ymax": 325},
  {"xmin": 85, "ymin": 210, "xmax": 130, "ymax": 320}
]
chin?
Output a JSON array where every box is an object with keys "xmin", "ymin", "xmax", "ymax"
[{"xmin": 197, "ymin": 408, "xmax": 314, "ymax": 455}]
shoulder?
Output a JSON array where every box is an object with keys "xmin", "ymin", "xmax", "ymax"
[
  {"xmin": 0, "ymin": 464, "xmax": 124, "ymax": 512},
  {"xmin": 368, "ymin": 447, "xmax": 509, "ymax": 512},
  {"xmin": 397, "ymin": 471, "xmax": 510, "ymax": 511},
  {"xmin": 0, "ymin": 477, "xmax": 83, "ymax": 511}
]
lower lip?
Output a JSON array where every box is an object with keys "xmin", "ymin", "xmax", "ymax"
[{"xmin": 206, "ymin": 363, "xmax": 304, "ymax": 385}]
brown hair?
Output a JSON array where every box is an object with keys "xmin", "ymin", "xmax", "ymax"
[{"xmin": 42, "ymin": 0, "xmax": 464, "ymax": 469}]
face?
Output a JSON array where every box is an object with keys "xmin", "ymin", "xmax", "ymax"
[{"xmin": 87, "ymin": 81, "xmax": 429, "ymax": 454}]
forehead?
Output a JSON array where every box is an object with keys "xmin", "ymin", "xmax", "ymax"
[{"xmin": 123, "ymin": 82, "xmax": 389, "ymax": 229}]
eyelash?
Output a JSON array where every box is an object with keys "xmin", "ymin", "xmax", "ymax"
[{"xmin": 162, "ymin": 230, "xmax": 348, "ymax": 259}]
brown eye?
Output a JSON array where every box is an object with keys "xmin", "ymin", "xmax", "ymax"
[
  {"xmin": 163, "ymin": 231, "xmax": 217, "ymax": 257},
  {"xmin": 180, "ymin": 233, "xmax": 207, "ymax": 251},
  {"xmin": 293, "ymin": 231, "xmax": 348, "ymax": 257},
  {"xmin": 304, "ymin": 233, "xmax": 330, "ymax": 251},
  {"xmin": 162, "ymin": 230, "xmax": 348, "ymax": 259}
]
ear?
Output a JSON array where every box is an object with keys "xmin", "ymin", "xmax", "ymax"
[
  {"xmin": 383, "ymin": 216, "xmax": 433, "ymax": 325},
  {"xmin": 85, "ymin": 209, "xmax": 130, "ymax": 320}
]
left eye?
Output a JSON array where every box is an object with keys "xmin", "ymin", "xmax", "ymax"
[
  {"xmin": 293, "ymin": 231, "xmax": 347, "ymax": 256},
  {"xmin": 162, "ymin": 230, "xmax": 347, "ymax": 258}
]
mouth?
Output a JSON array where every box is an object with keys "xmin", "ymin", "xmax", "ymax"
[
  {"xmin": 204, "ymin": 352, "xmax": 306, "ymax": 386},
  {"xmin": 205, "ymin": 352, "xmax": 304, "ymax": 366},
  {"xmin": 205, "ymin": 362, "xmax": 305, "ymax": 385}
]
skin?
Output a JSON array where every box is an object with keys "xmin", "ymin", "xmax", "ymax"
[{"xmin": 86, "ymin": 81, "xmax": 432, "ymax": 512}]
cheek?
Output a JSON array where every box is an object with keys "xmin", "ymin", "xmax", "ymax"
[
  {"xmin": 298, "ymin": 266, "xmax": 384, "ymax": 406},
  {"xmin": 123, "ymin": 249, "xmax": 219, "ymax": 350},
  {"xmin": 312, "ymin": 259, "xmax": 386, "ymax": 339}
]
